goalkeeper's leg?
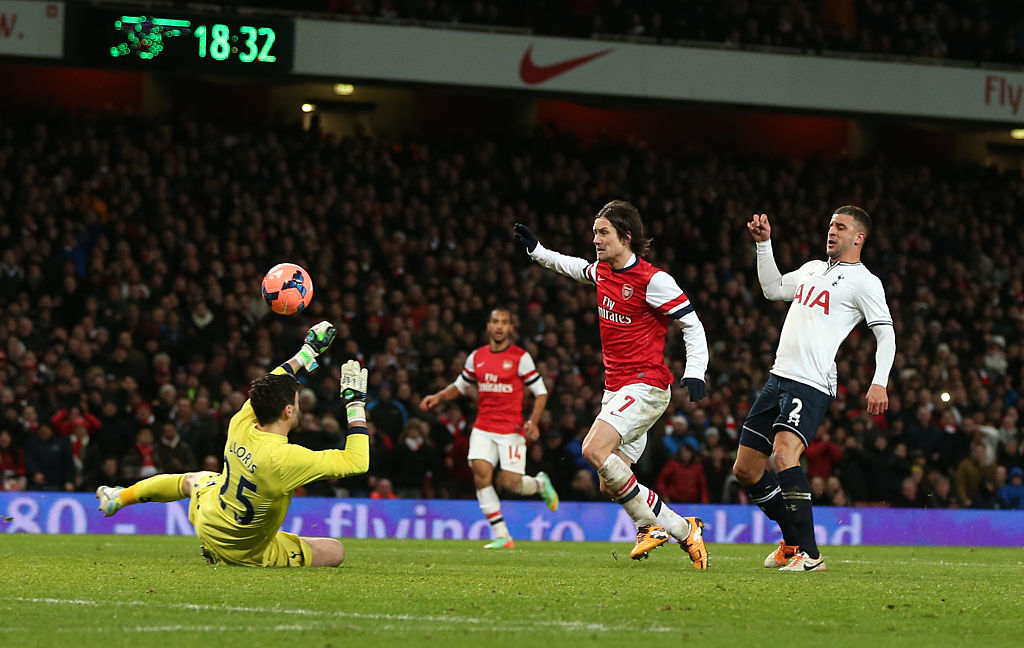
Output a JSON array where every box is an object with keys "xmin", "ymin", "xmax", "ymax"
[{"xmin": 97, "ymin": 471, "xmax": 212, "ymax": 517}]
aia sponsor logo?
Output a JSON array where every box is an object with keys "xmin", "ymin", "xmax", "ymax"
[{"xmin": 794, "ymin": 283, "xmax": 830, "ymax": 314}]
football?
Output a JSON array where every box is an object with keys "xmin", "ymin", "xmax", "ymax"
[{"xmin": 261, "ymin": 263, "xmax": 313, "ymax": 315}]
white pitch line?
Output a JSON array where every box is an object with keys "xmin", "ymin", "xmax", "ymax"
[{"xmin": 3, "ymin": 597, "xmax": 677, "ymax": 634}]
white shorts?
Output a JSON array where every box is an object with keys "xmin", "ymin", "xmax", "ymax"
[
  {"xmin": 595, "ymin": 383, "xmax": 672, "ymax": 462},
  {"xmin": 466, "ymin": 428, "xmax": 527, "ymax": 474}
]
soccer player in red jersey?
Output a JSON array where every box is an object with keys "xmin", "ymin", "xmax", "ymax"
[
  {"xmin": 420, "ymin": 308, "xmax": 558, "ymax": 548},
  {"xmin": 514, "ymin": 200, "xmax": 711, "ymax": 567}
]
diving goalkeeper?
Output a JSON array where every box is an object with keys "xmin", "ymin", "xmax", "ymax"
[{"xmin": 96, "ymin": 322, "xmax": 370, "ymax": 567}]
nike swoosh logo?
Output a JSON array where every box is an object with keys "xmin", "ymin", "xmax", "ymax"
[
  {"xmin": 804, "ymin": 561, "xmax": 822, "ymax": 571},
  {"xmin": 519, "ymin": 45, "xmax": 613, "ymax": 85}
]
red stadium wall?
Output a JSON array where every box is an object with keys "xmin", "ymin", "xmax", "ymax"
[
  {"xmin": 0, "ymin": 64, "xmax": 144, "ymax": 111},
  {"xmin": 535, "ymin": 99, "xmax": 852, "ymax": 158}
]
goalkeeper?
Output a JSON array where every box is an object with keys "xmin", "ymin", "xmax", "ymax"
[{"xmin": 96, "ymin": 322, "xmax": 370, "ymax": 567}]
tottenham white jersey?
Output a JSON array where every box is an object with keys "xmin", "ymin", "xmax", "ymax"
[{"xmin": 771, "ymin": 259, "xmax": 892, "ymax": 396}]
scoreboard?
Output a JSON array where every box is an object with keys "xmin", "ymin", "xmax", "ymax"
[{"xmin": 64, "ymin": 5, "xmax": 294, "ymax": 74}]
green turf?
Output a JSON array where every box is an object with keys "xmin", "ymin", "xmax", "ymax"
[{"xmin": 1, "ymin": 535, "xmax": 1021, "ymax": 647}]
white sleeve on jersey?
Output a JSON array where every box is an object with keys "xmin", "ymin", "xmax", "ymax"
[
  {"xmin": 646, "ymin": 271, "xmax": 694, "ymax": 319},
  {"xmin": 677, "ymin": 311, "xmax": 710, "ymax": 380},
  {"xmin": 528, "ymin": 242, "xmax": 597, "ymax": 285},
  {"xmin": 755, "ymin": 240, "xmax": 814, "ymax": 301},
  {"xmin": 646, "ymin": 271, "xmax": 710, "ymax": 380},
  {"xmin": 854, "ymin": 274, "xmax": 894, "ymax": 329},
  {"xmin": 453, "ymin": 350, "xmax": 478, "ymax": 395},
  {"xmin": 518, "ymin": 352, "xmax": 548, "ymax": 396},
  {"xmin": 870, "ymin": 324, "xmax": 896, "ymax": 387},
  {"xmin": 856, "ymin": 273, "xmax": 895, "ymax": 387}
]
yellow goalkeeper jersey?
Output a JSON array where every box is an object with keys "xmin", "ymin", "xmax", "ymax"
[{"xmin": 190, "ymin": 367, "xmax": 369, "ymax": 562}]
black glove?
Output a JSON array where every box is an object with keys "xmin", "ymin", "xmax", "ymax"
[
  {"xmin": 513, "ymin": 222, "xmax": 539, "ymax": 253},
  {"xmin": 680, "ymin": 377, "xmax": 707, "ymax": 402}
]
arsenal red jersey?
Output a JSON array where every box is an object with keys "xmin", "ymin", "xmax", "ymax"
[
  {"xmin": 582, "ymin": 256, "xmax": 694, "ymax": 391},
  {"xmin": 460, "ymin": 344, "xmax": 541, "ymax": 435}
]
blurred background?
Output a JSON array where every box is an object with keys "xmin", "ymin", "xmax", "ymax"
[{"xmin": 1, "ymin": 0, "xmax": 1023, "ymax": 513}]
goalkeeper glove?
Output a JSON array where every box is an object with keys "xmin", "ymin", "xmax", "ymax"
[
  {"xmin": 680, "ymin": 377, "xmax": 707, "ymax": 402},
  {"xmin": 513, "ymin": 223, "xmax": 539, "ymax": 253},
  {"xmin": 340, "ymin": 359, "xmax": 368, "ymax": 426},
  {"xmin": 295, "ymin": 321, "xmax": 337, "ymax": 372}
]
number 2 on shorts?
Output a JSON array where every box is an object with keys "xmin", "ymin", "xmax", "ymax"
[{"xmin": 787, "ymin": 397, "xmax": 803, "ymax": 427}]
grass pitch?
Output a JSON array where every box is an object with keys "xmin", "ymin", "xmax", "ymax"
[{"xmin": 2, "ymin": 535, "xmax": 1021, "ymax": 647}]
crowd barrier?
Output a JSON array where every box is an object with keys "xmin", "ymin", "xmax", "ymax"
[{"xmin": 1, "ymin": 493, "xmax": 1021, "ymax": 547}]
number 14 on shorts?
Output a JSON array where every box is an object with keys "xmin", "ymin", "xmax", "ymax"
[{"xmin": 508, "ymin": 445, "xmax": 523, "ymax": 462}]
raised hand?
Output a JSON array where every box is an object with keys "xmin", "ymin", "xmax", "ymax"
[
  {"xmin": 747, "ymin": 213, "xmax": 771, "ymax": 242},
  {"xmin": 297, "ymin": 321, "xmax": 336, "ymax": 372},
  {"xmin": 513, "ymin": 222, "xmax": 539, "ymax": 253},
  {"xmin": 340, "ymin": 359, "xmax": 368, "ymax": 425}
]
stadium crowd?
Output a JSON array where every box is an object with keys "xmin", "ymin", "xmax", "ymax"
[
  {"xmin": 243, "ymin": 0, "xmax": 1024, "ymax": 65},
  {"xmin": 1, "ymin": 108, "xmax": 1023, "ymax": 513}
]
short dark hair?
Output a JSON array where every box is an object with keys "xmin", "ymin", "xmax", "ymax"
[
  {"xmin": 249, "ymin": 373, "xmax": 299, "ymax": 426},
  {"xmin": 834, "ymin": 205, "xmax": 871, "ymax": 236},
  {"xmin": 597, "ymin": 200, "xmax": 652, "ymax": 256}
]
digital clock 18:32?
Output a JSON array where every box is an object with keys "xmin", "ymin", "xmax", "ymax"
[{"xmin": 66, "ymin": 7, "xmax": 295, "ymax": 73}]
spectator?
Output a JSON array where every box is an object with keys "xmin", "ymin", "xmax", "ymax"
[
  {"xmin": 370, "ymin": 477, "xmax": 397, "ymax": 499},
  {"xmin": 0, "ymin": 429, "xmax": 27, "ymax": 491},
  {"xmin": 891, "ymin": 476, "xmax": 924, "ymax": 508},
  {"xmin": 367, "ymin": 383, "xmax": 409, "ymax": 441},
  {"xmin": 923, "ymin": 475, "xmax": 957, "ymax": 509},
  {"xmin": 702, "ymin": 444, "xmax": 732, "ymax": 504},
  {"xmin": 655, "ymin": 441, "xmax": 709, "ymax": 504},
  {"xmin": 805, "ymin": 430, "xmax": 843, "ymax": 481},
  {"xmin": 24, "ymin": 424, "xmax": 74, "ymax": 491},
  {"xmin": 391, "ymin": 419, "xmax": 436, "ymax": 498},
  {"xmin": 997, "ymin": 467, "xmax": 1024, "ymax": 510},
  {"xmin": 122, "ymin": 428, "xmax": 161, "ymax": 482},
  {"xmin": 155, "ymin": 420, "xmax": 198, "ymax": 474},
  {"xmin": 566, "ymin": 468, "xmax": 601, "ymax": 501},
  {"xmin": 955, "ymin": 442, "xmax": 997, "ymax": 508}
]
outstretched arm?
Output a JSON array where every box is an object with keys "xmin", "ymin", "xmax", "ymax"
[
  {"xmin": 420, "ymin": 352, "xmax": 477, "ymax": 411},
  {"xmin": 748, "ymin": 213, "xmax": 800, "ymax": 301},
  {"xmin": 514, "ymin": 223, "xmax": 596, "ymax": 285},
  {"xmin": 420, "ymin": 383, "xmax": 465, "ymax": 411}
]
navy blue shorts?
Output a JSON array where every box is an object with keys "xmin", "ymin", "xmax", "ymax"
[{"xmin": 739, "ymin": 374, "xmax": 834, "ymax": 456}]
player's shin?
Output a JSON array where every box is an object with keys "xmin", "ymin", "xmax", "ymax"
[
  {"xmin": 636, "ymin": 484, "xmax": 690, "ymax": 539},
  {"xmin": 476, "ymin": 486, "xmax": 511, "ymax": 540},
  {"xmin": 518, "ymin": 475, "xmax": 540, "ymax": 496},
  {"xmin": 746, "ymin": 469, "xmax": 800, "ymax": 546},
  {"xmin": 598, "ymin": 455, "xmax": 658, "ymax": 526},
  {"xmin": 778, "ymin": 466, "xmax": 820, "ymax": 559},
  {"xmin": 120, "ymin": 473, "xmax": 188, "ymax": 505}
]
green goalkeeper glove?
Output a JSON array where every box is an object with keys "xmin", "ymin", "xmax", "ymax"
[
  {"xmin": 340, "ymin": 359, "xmax": 368, "ymax": 426},
  {"xmin": 295, "ymin": 321, "xmax": 337, "ymax": 372}
]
